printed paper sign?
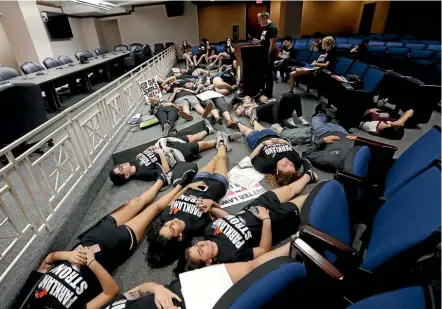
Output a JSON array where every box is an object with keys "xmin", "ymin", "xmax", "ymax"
[
  {"xmin": 219, "ymin": 182, "xmax": 266, "ymax": 208},
  {"xmin": 139, "ymin": 77, "xmax": 162, "ymax": 100}
]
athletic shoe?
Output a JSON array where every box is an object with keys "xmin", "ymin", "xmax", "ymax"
[
  {"xmin": 298, "ymin": 116, "xmax": 310, "ymax": 125},
  {"xmin": 202, "ymin": 102, "xmax": 214, "ymax": 118},
  {"xmin": 216, "ymin": 131, "xmax": 232, "ymax": 151},
  {"xmin": 226, "ymin": 119, "xmax": 238, "ymax": 128},
  {"xmin": 168, "ymin": 129, "xmax": 177, "ymax": 137},
  {"xmin": 162, "ymin": 121, "xmax": 171, "ymax": 137},
  {"xmin": 231, "ymin": 84, "xmax": 239, "ymax": 92},
  {"xmin": 219, "ymin": 65, "xmax": 227, "ymax": 72},
  {"xmin": 313, "ymin": 104, "xmax": 326, "ymax": 117},
  {"xmin": 302, "ymin": 158, "xmax": 318, "ymax": 183},
  {"xmin": 171, "ymin": 162, "xmax": 198, "ymax": 187},
  {"xmin": 215, "ymin": 117, "xmax": 224, "ymax": 125},
  {"xmin": 156, "ymin": 163, "xmax": 171, "ymax": 186},
  {"xmin": 204, "ymin": 119, "xmax": 214, "ymax": 135},
  {"xmin": 228, "ymin": 132, "xmax": 243, "ymax": 141},
  {"xmin": 250, "ymin": 109, "xmax": 258, "ymax": 126},
  {"xmin": 282, "ymin": 118, "xmax": 297, "ymax": 129},
  {"xmin": 271, "ymin": 123, "xmax": 284, "ymax": 134},
  {"xmin": 179, "ymin": 110, "xmax": 193, "ymax": 121}
]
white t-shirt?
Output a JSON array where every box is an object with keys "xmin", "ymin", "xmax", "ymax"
[{"xmin": 359, "ymin": 121, "xmax": 380, "ymax": 133}]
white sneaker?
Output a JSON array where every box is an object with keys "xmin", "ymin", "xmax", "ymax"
[
  {"xmin": 271, "ymin": 123, "xmax": 283, "ymax": 133},
  {"xmin": 298, "ymin": 116, "xmax": 309, "ymax": 125},
  {"xmin": 286, "ymin": 118, "xmax": 296, "ymax": 127}
]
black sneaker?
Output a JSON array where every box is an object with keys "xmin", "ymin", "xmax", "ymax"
[
  {"xmin": 302, "ymin": 159, "xmax": 318, "ymax": 183},
  {"xmin": 171, "ymin": 162, "xmax": 198, "ymax": 187},
  {"xmin": 313, "ymin": 104, "xmax": 326, "ymax": 117}
]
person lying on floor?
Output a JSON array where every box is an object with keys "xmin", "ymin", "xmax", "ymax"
[
  {"xmin": 182, "ymin": 171, "xmax": 313, "ymax": 269},
  {"xmin": 17, "ymin": 163, "xmax": 197, "ymax": 309},
  {"xmin": 197, "ymin": 88, "xmax": 239, "ymax": 128},
  {"xmin": 146, "ymin": 97, "xmax": 189, "ymax": 137},
  {"xmin": 168, "ymin": 83, "xmax": 213, "ymax": 122},
  {"xmin": 109, "ymin": 121, "xmax": 215, "ymax": 186},
  {"xmin": 236, "ymin": 120, "xmax": 318, "ymax": 186},
  {"xmin": 287, "ymin": 36, "xmax": 336, "ymax": 93},
  {"xmin": 147, "ymin": 132, "xmax": 243, "ymax": 268},
  {"xmin": 209, "ymin": 69, "xmax": 239, "ymax": 95},
  {"xmin": 99, "ymin": 240, "xmax": 299, "ymax": 309},
  {"xmin": 302, "ymin": 105, "xmax": 360, "ymax": 173},
  {"xmin": 359, "ymin": 108, "xmax": 414, "ymax": 140},
  {"xmin": 233, "ymin": 93, "xmax": 308, "ymax": 128}
]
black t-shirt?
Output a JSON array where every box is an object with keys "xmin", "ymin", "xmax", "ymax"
[
  {"xmin": 260, "ymin": 22, "xmax": 278, "ymax": 56},
  {"xmin": 316, "ymin": 48, "xmax": 337, "ymax": 67},
  {"xmin": 130, "ymin": 150, "xmax": 160, "ymax": 181},
  {"xmin": 252, "ymin": 139, "xmax": 304, "ymax": 174},
  {"xmin": 30, "ymin": 260, "xmax": 100, "ymax": 309},
  {"xmin": 279, "ymin": 45, "xmax": 296, "ymax": 59},
  {"xmin": 197, "ymin": 44, "xmax": 206, "ymax": 55},
  {"xmin": 160, "ymin": 179, "xmax": 226, "ymax": 236},
  {"xmin": 225, "ymin": 43, "xmax": 234, "ymax": 55},
  {"xmin": 205, "ymin": 211, "xmax": 261, "ymax": 263}
]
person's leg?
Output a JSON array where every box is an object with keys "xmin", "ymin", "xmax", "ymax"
[
  {"xmin": 214, "ymin": 141, "xmax": 228, "ymax": 178},
  {"xmin": 390, "ymin": 109, "xmax": 415, "ymax": 127},
  {"xmin": 193, "ymin": 103, "xmax": 213, "ymax": 118},
  {"xmin": 186, "ymin": 130, "xmax": 208, "ymax": 142},
  {"xmin": 237, "ymin": 122, "xmax": 254, "ymax": 136},
  {"xmin": 199, "ymin": 155, "xmax": 218, "ymax": 173},
  {"xmin": 167, "ymin": 109, "xmax": 180, "ymax": 128},
  {"xmin": 197, "ymin": 140, "xmax": 217, "ymax": 152},
  {"xmin": 193, "ymin": 54, "xmax": 198, "ymax": 65},
  {"xmin": 255, "ymin": 103, "xmax": 275, "ymax": 124},
  {"xmin": 213, "ymin": 78, "xmax": 233, "ymax": 90},
  {"xmin": 289, "ymin": 68, "xmax": 310, "ymax": 91},
  {"xmin": 311, "ymin": 112, "xmax": 347, "ymax": 138},
  {"xmin": 253, "ymin": 121, "xmax": 266, "ymax": 131},
  {"xmin": 179, "ymin": 101, "xmax": 193, "ymax": 121},
  {"xmin": 264, "ymin": 60, "xmax": 275, "ymax": 97},
  {"xmin": 271, "ymin": 174, "xmax": 310, "ymax": 203},
  {"xmin": 124, "ymin": 184, "xmax": 183, "ymax": 243},
  {"xmin": 156, "ymin": 109, "xmax": 168, "ymax": 130},
  {"xmin": 214, "ymin": 88, "xmax": 231, "ymax": 95},
  {"xmin": 110, "ymin": 179, "xmax": 164, "ymax": 226},
  {"xmin": 288, "ymin": 194, "xmax": 308, "ymax": 212}
]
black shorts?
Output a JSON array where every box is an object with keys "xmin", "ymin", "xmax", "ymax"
[
  {"xmin": 191, "ymin": 178, "xmax": 228, "ymax": 201},
  {"xmin": 168, "ymin": 137, "xmax": 200, "ymax": 161},
  {"xmin": 245, "ymin": 191, "xmax": 300, "ymax": 242},
  {"xmin": 78, "ymin": 216, "xmax": 137, "ymax": 271}
]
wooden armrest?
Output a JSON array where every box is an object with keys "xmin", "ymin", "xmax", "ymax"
[
  {"xmin": 299, "ymin": 225, "xmax": 357, "ymax": 262},
  {"xmin": 335, "ymin": 170, "xmax": 379, "ymax": 190},
  {"xmin": 291, "ymin": 237, "xmax": 344, "ymax": 280},
  {"xmin": 354, "ymin": 137, "xmax": 397, "ymax": 151},
  {"xmin": 341, "ymin": 82, "xmax": 354, "ymax": 90}
]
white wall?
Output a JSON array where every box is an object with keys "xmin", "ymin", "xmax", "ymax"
[
  {"xmin": 100, "ymin": 19, "xmax": 122, "ymax": 51},
  {"xmin": 81, "ymin": 18, "xmax": 100, "ymax": 51},
  {"xmin": 0, "ymin": 21, "xmax": 19, "ymax": 72},
  {"xmin": 117, "ymin": 2, "xmax": 199, "ymax": 47}
]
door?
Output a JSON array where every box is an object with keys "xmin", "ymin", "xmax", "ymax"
[
  {"xmin": 358, "ymin": 2, "xmax": 376, "ymax": 34},
  {"xmin": 246, "ymin": 2, "xmax": 270, "ymax": 40}
]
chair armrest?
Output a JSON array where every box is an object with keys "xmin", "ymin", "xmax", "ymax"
[
  {"xmin": 354, "ymin": 137, "xmax": 397, "ymax": 151},
  {"xmin": 290, "ymin": 237, "xmax": 344, "ymax": 280},
  {"xmin": 299, "ymin": 225, "xmax": 358, "ymax": 263},
  {"xmin": 334, "ymin": 170, "xmax": 378, "ymax": 190},
  {"xmin": 321, "ymin": 69, "xmax": 332, "ymax": 75},
  {"xmin": 340, "ymin": 82, "xmax": 355, "ymax": 91}
]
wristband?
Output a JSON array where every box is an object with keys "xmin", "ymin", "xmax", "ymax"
[{"xmin": 88, "ymin": 259, "xmax": 96, "ymax": 266}]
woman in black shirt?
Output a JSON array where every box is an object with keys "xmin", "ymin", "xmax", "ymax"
[
  {"xmin": 181, "ymin": 40, "xmax": 194, "ymax": 69},
  {"xmin": 207, "ymin": 37, "xmax": 236, "ymax": 71},
  {"xmin": 193, "ymin": 38, "xmax": 209, "ymax": 67},
  {"xmin": 288, "ymin": 36, "xmax": 336, "ymax": 93},
  {"xmin": 18, "ymin": 164, "xmax": 196, "ymax": 309},
  {"xmin": 236, "ymin": 120, "xmax": 317, "ymax": 186},
  {"xmin": 147, "ymin": 135, "xmax": 241, "ymax": 267}
]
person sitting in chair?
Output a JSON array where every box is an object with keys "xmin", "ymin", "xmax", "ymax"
[
  {"xmin": 109, "ymin": 122, "xmax": 216, "ymax": 186},
  {"xmin": 181, "ymin": 40, "xmax": 194, "ymax": 69},
  {"xmin": 193, "ymin": 38, "xmax": 209, "ymax": 67},
  {"xmin": 207, "ymin": 37, "xmax": 236, "ymax": 71},
  {"xmin": 273, "ymin": 36, "xmax": 296, "ymax": 82}
]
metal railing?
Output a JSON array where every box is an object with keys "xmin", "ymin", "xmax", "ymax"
[{"xmin": 0, "ymin": 46, "xmax": 176, "ymax": 281}]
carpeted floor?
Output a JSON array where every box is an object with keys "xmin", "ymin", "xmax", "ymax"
[{"xmin": 73, "ymin": 74, "xmax": 440, "ymax": 294}]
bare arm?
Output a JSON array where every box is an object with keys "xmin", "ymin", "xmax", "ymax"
[
  {"xmin": 161, "ymin": 76, "xmax": 176, "ymax": 86},
  {"xmin": 313, "ymin": 61, "xmax": 330, "ymax": 68},
  {"xmin": 124, "ymin": 282, "xmax": 182, "ymax": 307},
  {"xmin": 85, "ymin": 247, "xmax": 120, "ymax": 309},
  {"xmin": 209, "ymin": 207, "xmax": 230, "ymax": 219},
  {"xmin": 169, "ymin": 90, "xmax": 178, "ymax": 102},
  {"xmin": 155, "ymin": 149, "xmax": 170, "ymax": 173},
  {"xmin": 250, "ymin": 142, "xmax": 266, "ymax": 160},
  {"xmin": 153, "ymin": 185, "xmax": 186, "ymax": 213},
  {"xmin": 269, "ymin": 38, "xmax": 277, "ymax": 56},
  {"xmin": 253, "ymin": 218, "xmax": 272, "ymax": 259}
]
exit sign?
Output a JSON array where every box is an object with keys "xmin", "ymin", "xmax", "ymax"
[{"xmin": 257, "ymin": 0, "xmax": 262, "ymax": 3}]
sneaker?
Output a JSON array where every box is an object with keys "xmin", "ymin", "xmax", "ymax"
[
  {"xmin": 156, "ymin": 163, "xmax": 171, "ymax": 186},
  {"xmin": 271, "ymin": 123, "xmax": 284, "ymax": 134},
  {"xmin": 313, "ymin": 104, "xmax": 326, "ymax": 117},
  {"xmin": 179, "ymin": 110, "xmax": 193, "ymax": 121},
  {"xmin": 228, "ymin": 132, "xmax": 243, "ymax": 141},
  {"xmin": 202, "ymin": 102, "xmax": 214, "ymax": 118},
  {"xmin": 220, "ymin": 65, "xmax": 227, "ymax": 72},
  {"xmin": 169, "ymin": 129, "xmax": 178, "ymax": 137},
  {"xmin": 226, "ymin": 119, "xmax": 238, "ymax": 128},
  {"xmin": 204, "ymin": 119, "xmax": 214, "ymax": 135},
  {"xmin": 231, "ymin": 84, "xmax": 239, "ymax": 92},
  {"xmin": 162, "ymin": 121, "xmax": 171, "ymax": 137},
  {"xmin": 298, "ymin": 116, "xmax": 310, "ymax": 125},
  {"xmin": 282, "ymin": 118, "xmax": 297, "ymax": 129},
  {"xmin": 216, "ymin": 131, "xmax": 232, "ymax": 151},
  {"xmin": 250, "ymin": 109, "xmax": 258, "ymax": 126},
  {"xmin": 302, "ymin": 158, "xmax": 318, "ymax": 183},
  {"xmin": 215, "ymin": 117, "xmax": 223, "ymax": 125},
  {"xmin": 171, "ymin": 162, "xmax": 198, "ymax": 187}
]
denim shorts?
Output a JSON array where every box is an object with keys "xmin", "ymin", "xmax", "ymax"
[
  {"xmin": 194, "ymin": 171, "xmax": 229, "ymax": 193},
  {"xmin": 247, "ymin": 129, "xmax": 279, "ymax": 150}
]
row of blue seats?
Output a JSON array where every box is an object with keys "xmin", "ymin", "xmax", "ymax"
[{"xmin": 218, "ymin": 125, "xmax": 441, "ymax": 308}]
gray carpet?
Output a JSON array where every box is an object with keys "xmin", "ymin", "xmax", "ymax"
[{"xmin": 71, "ymin": 77, "xmax": 441, "ymax": 293}]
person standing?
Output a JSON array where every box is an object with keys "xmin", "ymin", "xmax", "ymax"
[{"xmin": 257, "ymin": 12, "xmax": 278, "ymax": 98}]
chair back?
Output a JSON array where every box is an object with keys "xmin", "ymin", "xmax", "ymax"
[
  {"xmin": 420, "ymin": 40, "xmax": 440, "ymax": 45},
  {"xmin": 402, "ymin": 39, "xmax": 420, "ymax": 44},
  {"xmin": 348, "ymin": 286, "xmax": 426, "ymax": 309},
  {"xmin": 385, "ymin": 42, "xmax": 404, "ymax": 48},
  {"xmin": 129, "ymin": 43, "xmax": 143, "ymax": 52},
  {"xmin": 154, "ymin": 43, "xmax": 165, "ymax": 53},
  {"xmin": 20, "ymin": 61, "xmax": 45, "ymax": 74},
  {"xmin": 362, "ymin": 165, "xmax": 441, "ymax": 271},
  {"xmin": 348, "ymin": 38, "xmax": 363, "ymax": 45},
  {"xmin": 367, "ymin": 46, "xmax": 387, "ymax": 55},
  {"xmin": 58, "ymin": 55, "xmax": 74, "ymax": 64},
  {"xmin": 300, "ymin": 180, "xmax": 352, "ymax": 263},
  {"xmin": 142, "ymin": 44, "xmax": 152, "ymax": 57},
  {"xmin": 296, "ymin": 50, "xmax": 311, "ymax": 62},
  {"xmin": 351, "ymin": 146, "xmax": 371, "ymax": 178},
  {"xmin": 368, "ymin": 41, "xmax": 386, "ymax": 46},
  {"xmin": 347, "ymin": 60, "xmax": 369, "ymax": 77},
  {"xmin": 95, "ymin": 47, "xmax": 109, "ymax": 55},
  {"xmin": 75, "ymin": 51, "xmax": 85, "ymax": 61},
  {"xmin": 0, "ymin": 66, "xmax": 18, "ymax": 81},
  {"xmin": 294, "ymin": 42, "xmax": 308, "ymax": 50},
  {"xmin": 387, "ymin": 47, "xmax": 408, "ymax": 58},
  {"xmin": 334, "ymin": 57, "xmax": 354, "ymax": 75},
  {"xmin": 336, "ymin": 38, "xmax": 349, "ymax": 44},
  {"xmin": 405, "ymin": 43, "xmax": 425, "ymax": 50},
  {"xmin": 409, "ymin": 49, "xmax": 433, "ymax": 59},
  {"xmin": 361, "ymin": 66, "xmax": 385, "ymax": 93},
  {"xmin": 114, "ymin": 44, "xmax": 129, "ymax": 52},
  {"xmin": 426, "ymin": 44, "xmax": 441, "ymax": 52},
  {"xmin": 307, "ymin": 51, "xmax": 320, "ymax": 63},
  {"xmin": 384, "ymin": 126, "xmax": 441, "ymax": 197},
  {"xmin": 165, "ymin": 42, "xmax": 174, "ymax": 49},
  {"xmin": 42, "ymin": 57, "xmax": 63, "ymax": 69}
]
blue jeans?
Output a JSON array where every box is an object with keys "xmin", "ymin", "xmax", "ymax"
[
  {"xmin": 312, "ymin": 113, "xmax": 348, "ymax": 139},
  {"xmin": 247, "ymin": 129, "xmax": 279, "ymax": 150},
  {"xmin": 194, "ymin": 171, "xmax": 229, "ymax": 192}
]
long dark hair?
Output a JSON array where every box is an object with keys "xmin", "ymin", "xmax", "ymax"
[
  {"xmin": 146, "ymin": 219, "xmax": 191, "ymax": 268},
  {"xmin": 174, "ymin": 246, "xmax": 219, "ymax": 276},
  {"xmin": 182, "ymin": 40, "xmax": 190, "ymax": 49}
]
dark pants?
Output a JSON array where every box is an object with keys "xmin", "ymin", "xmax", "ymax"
[
  {"xmin": 255, "ymin": 98, "xmax": 301, "ymax": 124},
  {"xmin": 203, "ymin": 97, "xmax": 228, "ymax": 114},
  {"xmin": 264, "ymin": 56, "xmax": 276, "ymax": 97},
  {"xmin": 273, "ymin": 59, "xmax": 297, "ymax": 81},
  {"xmin": 156, "ymin": 106, "xmax": 179, "ymax": 130}
]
